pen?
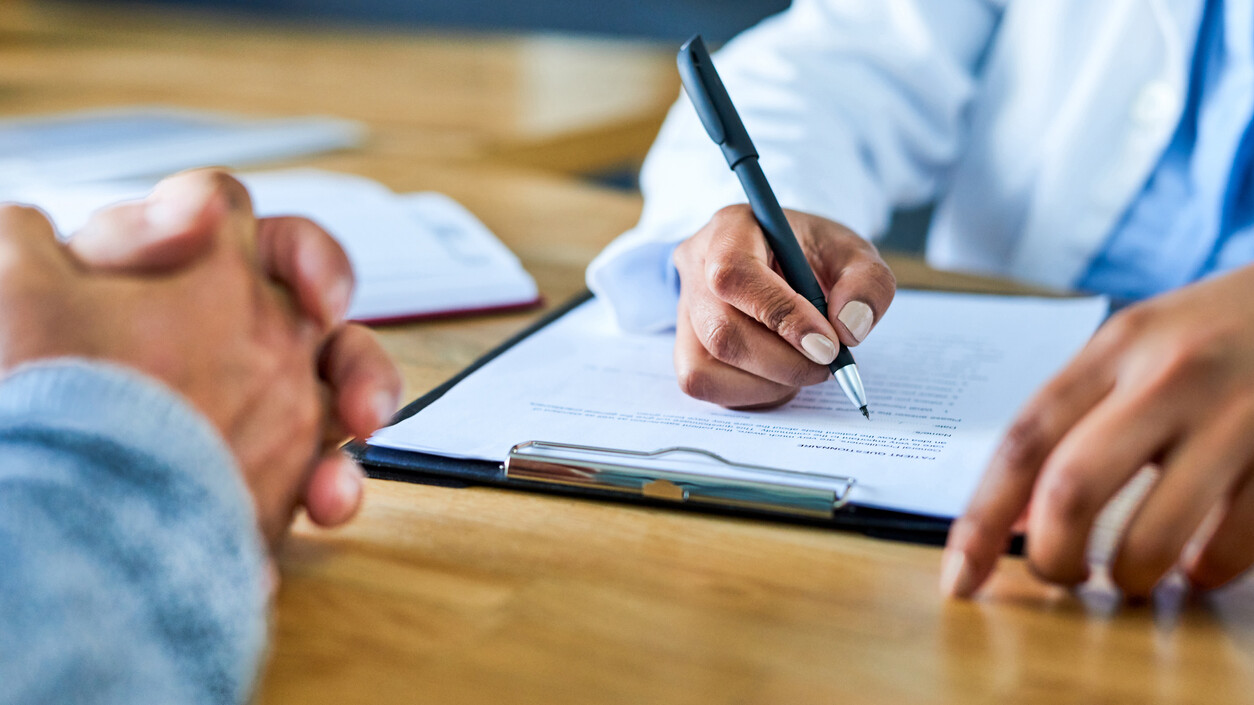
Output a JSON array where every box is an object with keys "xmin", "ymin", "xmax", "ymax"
[{"xmin": 677, "ymin": 34, "xmax": 870, "ymax": 419}]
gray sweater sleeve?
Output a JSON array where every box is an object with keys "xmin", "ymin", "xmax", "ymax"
[{"xmin": 0, "ymin": 360, "xmax": 268, "ymax": 705}]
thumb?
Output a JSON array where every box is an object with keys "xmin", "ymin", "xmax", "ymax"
[
  {"xmin": 826, "ymin": 257, "xmax": 895, "ymax": 347},
  {"xmin": 68, "ymin": 174, "xmax": 227, "ymax": 273}
]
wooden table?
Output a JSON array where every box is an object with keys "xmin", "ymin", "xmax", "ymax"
[
  {"xmin": 5, "ymin": 4, "xmax": 1254, "ymax": 704},
  {"xmin": 262, "ymin": 177, "xmax": 1254, "ymax": 705},
  {"xmin": 0, "ymin": 0, "xmax": 678, "ymax": 174}
]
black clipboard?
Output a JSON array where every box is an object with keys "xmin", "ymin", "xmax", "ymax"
[{"xmin": 350, "ymin": 291, "xmax": 1013, "ymax": 549}]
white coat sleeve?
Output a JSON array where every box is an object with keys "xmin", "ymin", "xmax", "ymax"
[{"xmin": 587, "ymin": 0, "xmax": 1005, "ymax": 332}]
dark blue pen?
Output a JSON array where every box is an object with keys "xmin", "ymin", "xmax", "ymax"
[{"xmin": 677, "ymin": 34, "xmax": 870, "ymax": 419}]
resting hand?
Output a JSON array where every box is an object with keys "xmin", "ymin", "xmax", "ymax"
[
  {"xmin": 73, "ymin": 184, "xmax": 400, "ymax": 531},
  {"xmin": 943, "ymin": 263, "xmax": 1254, "ymax": 598},
  {"xmin": 3, "ymin": 170, "xmax": 398, "ymax": 545},
  {"xmin": 672, "ymin": 205, "xmax": 895, "ymax": 408}
]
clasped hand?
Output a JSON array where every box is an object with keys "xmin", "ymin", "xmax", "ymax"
[{"xmin": 0, "ymin": 170, "xmax": 400, "ymax": 547}]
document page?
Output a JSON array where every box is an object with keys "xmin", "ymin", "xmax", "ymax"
[{"xmin": 370, "ymin": 291, "xmax": 1108, "ymax": 518}]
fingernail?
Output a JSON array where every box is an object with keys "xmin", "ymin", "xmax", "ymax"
[
  {"xmin": 940, "ymin": 550, "xmax": 978, "ymax": 598},
  {"xmin": 800, "ymin": 333, "xmax": 838, "ymax": 365},
  {"xmin": 336, "ymin": 458, "xmax": 364, "ymax": 505},
  {"xmin": 373, "ymin": 389, "xmax": 398, "ymax": 427},
  {"xmin": 838, "ymin": 301, "xmax": 874, "ymax": 344},
  {"xmin": 329, "ymin": 276, "xmax": 352, "ymax": 322},
  {"xmin": 145, "ymin": 178, "xmax": 204, "ymax": 234}
]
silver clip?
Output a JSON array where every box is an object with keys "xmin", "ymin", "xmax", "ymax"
[{"xmin": 504, "ymin": 441, "xmax": 855, "ymax": 519}]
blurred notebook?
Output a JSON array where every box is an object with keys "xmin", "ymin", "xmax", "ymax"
[
  {"xmin": 0, "ymin": 106, "xmax": 365, "ymax": 193},
  {"xmin": 12, "ymin": 169, "xmax": 541, "ymax": 323}
]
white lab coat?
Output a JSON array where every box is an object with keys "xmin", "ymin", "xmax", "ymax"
[{"xmin": 586, "ymin": 0, "xmax": 1207, "ymax": 332}]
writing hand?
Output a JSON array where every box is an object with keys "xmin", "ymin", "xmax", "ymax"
[
  {"xmin": 943, "ymin": 263, "xmax": 1254, "ymax": 598},
  {"xmin": 672, "ymin": 205, "xmax": 895, "ymax": 408}
]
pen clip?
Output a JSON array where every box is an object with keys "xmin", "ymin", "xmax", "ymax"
[
  {"xmin": 677, "ymin": 35, "xmax": 726, "ymax": 143},
  {"xmin": 677, "ymin": 34, "xmax": 757, "ymax": 165}
]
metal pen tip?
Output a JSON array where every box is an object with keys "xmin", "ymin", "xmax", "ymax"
[{"xmin": 860, "ymin": 406, "xmax": 870, "ymax": 420}]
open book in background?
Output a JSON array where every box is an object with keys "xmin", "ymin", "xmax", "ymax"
[
  {"xmin": 13, "ymin": 169, "xmax": 540, "ymax": 323},
  {"xmin": 1, "ymin": 106, "xmax": 537, "ymax": 322}
]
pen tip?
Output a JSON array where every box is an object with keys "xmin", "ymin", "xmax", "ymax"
[{"xmin": 860, "ymin": 406, "xmax": 870, "ymax": 421}]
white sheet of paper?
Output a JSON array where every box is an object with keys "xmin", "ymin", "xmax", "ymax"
[
  {"xmin": 369, "ymin": 291, "xmax": 1108, "ymax": 518},
  {"xmin": 11, "ymin": 169, "xmax": 537, "ymax": 322}
]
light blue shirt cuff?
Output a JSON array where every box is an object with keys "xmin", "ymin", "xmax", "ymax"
[{"xmin": 587, "ymin": 239, "xmax": 683, "ymax": 333}]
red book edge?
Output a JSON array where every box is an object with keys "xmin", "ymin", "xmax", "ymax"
[{"xmin": 352, "ymin": 295, "xmax": 545, "ymax": 327}]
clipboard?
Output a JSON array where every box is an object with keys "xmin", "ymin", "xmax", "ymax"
[{"xmin": 348, "ymin": 290, "xmax": 1018, "ymax": 548}]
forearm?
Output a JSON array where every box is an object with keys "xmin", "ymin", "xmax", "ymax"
[{"xmin": 0, "ymin": 360, "xmax": 267, "ymax": 705}]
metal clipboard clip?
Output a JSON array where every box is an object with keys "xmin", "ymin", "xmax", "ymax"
[{"xmin": 504, "ymin": 441, "xmax": 856, "ymax": 519}]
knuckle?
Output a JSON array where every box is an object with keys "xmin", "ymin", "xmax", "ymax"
[
  {"xmin": 848, "ymin": 254, "xmax": 896, "ymax": 288},
  {"xmin": 759, "ymin": 295, "xmax": 798, "ymax": 335},
  {"xmin": 1096, "ymin": 305, "xmax": 1151, "ymax": 351},
  {"xmin": 0, "ymin": 203, "xmax": 46, "ymax": 225},
  {"xmin": 1152, "ymin": 334, "xmax": 1228, "ymax": 388},
  {"xmin": 995, "ymin": 410, "xmax": 1054, "ymax": 473},
  {"xmin": 193, "ymin": 168, "xmax": 254, "ymax": 214},
  {"xmin": 675, "ymin": 363, "xmax": 717, "ymax": 402},
  {"xmin": 867, "ymin": 260, "xmax": 897, "ymax": 301},
  {"xmin": 1035, "ymin": 470, "xmax": 1100, "ymax": 526},
  {"xmin": 711, "ymin": 203, "xmax": 753, "ymax": 228},
  {"xmin": 701, "ymin": 317, "xmax": 746, "ymax": 364},
  {"xmin": 0, "ymin": 205, "xmax": 55, "ymax": 247},
  {"xmin": 704, "ymin": 255, "xmax": 752, "ymax": 300},
  {"xmin": 296, "ymin": 216, "xmax": 346, "ymax": 258}
]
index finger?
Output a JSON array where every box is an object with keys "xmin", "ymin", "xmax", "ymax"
[
  {"xmin": 941, "ymin": 344, "xmax": 1113, "ymax": 598},
  {"xmin": 257, "ymin": 216, "xmax": 355, "ymax": 333},
  {"xmin": 701, "ymin": 212, "xmax": 844, "ymax": 366}
]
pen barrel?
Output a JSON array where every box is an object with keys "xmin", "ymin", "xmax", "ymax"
[
  {"xmin": 733, "ymin": 160, "xmax": 829, "ymax": 314},
  {"xmin": 832, "ymin": 343, "xmax": 855, "ymax": 370}
]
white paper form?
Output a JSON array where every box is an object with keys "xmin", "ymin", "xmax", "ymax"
[{"xmin": 369, "ymin": 291, "xmax": 1108, "ymax": 518}]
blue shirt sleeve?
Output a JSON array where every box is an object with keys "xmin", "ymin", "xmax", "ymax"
[
  {"xmin": 1078, "ymin": 0, "xmax": 1254, "ymax": 301},
  {"xmin": 0, "ymin": 360, "xmax": 268, "ymax": 705}
]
